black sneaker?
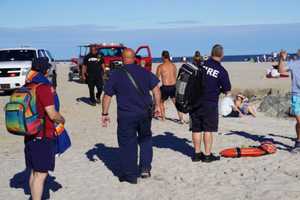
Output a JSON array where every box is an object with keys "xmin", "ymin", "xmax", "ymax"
[
  {"xmin": 118, "ymin": 176, "xmax": 138, "ymax": 184},
  {"xmin": 192, "ymin": 152, "xmax": 205, "ymax": 162},
  {"xmin": 140, "ymin": 170, "xmax": 151, "ymax": 179},
  {"xmin": 202, "ymin": 154, "xmax": 220, "ymax": 163}
]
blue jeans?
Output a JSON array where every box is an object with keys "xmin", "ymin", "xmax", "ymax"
[{"xmin": 117, "ymin": 115, "xmax": 152, "ymax": 180}]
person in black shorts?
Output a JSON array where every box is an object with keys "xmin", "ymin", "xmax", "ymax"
[
  {"xmin": 160, "ymin": 85, "xmax": 176, "ymax": 100},
  {"xmin": 82, "ymin": 45, "xmax": 105, "ymax": 106},
  {"xmin": 156, "ymin": 51, "xmax": 185, "ymax": 123},
  {"xmin": 190, "ymin": 44, "xmax": 231, "ymax": 163}
]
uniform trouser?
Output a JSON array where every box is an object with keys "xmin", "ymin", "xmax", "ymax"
[
  {"xmin": 117, "ymin": 115, "xmax": 153, "ymax": 179},
  {"xmin": 87, "ymin": 76, "xmax": 103, "ymax": 102}
]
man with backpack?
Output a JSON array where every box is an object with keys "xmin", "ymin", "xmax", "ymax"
[
  {"xmin": 190, "ymin": 44, "xmax": 231, "ymax": 162},
  {"xmin": 20, "ymin": 58, "xmax": 65, "ymax": 200},
  {"xmin": 101, "ymin": 48, "xmax": 161, "ymax": 184}
]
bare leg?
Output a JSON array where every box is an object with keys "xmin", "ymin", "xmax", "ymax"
[
  {"xmin": 171, "ymin": 98, "xmax": 184, "ymax": 122},
  {"xmin": 30, "ymin": 171, "xmax": 48, "ymax": 200},
  {"xmin": 160, "ymin": 100, "xmax": 166, "ymax": 121},
  {"xmin": 203, "ymin": 132, "xmax": 213, "ymax": 155},
  {"xmin": 296, "ymin": 116, "xmax": 300, "ymax": 141},
  {"xmin": 247, "ymin": 106, "xmax": 257, "ymax": 117},
  {"xmin": 29, "ymin": 170, "xmax": 34, "ymax": 190},
  {"xmin": 192, "ymin": 132, "xmax": 202, "ymax": 153}
]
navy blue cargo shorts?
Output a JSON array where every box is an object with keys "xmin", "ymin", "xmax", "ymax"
[
  {"xmin": 189, "ymin": 102, "xmax": 219, "ymax": 133},
  {"xmin": 25, "ymin": 138, "xmax": 56, "ymax": 173}
]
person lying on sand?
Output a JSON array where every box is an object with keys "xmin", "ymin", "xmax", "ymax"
[
  {"xmin": 234, "ymin": 94, "xmax": 257, "ymax": 117},
  {"xmin": 156, "ymin": 50, "xmax": 186, "ymax": 124}
]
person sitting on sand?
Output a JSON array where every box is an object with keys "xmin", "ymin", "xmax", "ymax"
[
  {"xmin": 266, "ymin": 64, "xmax": 289, "ymax": 78},
  {"xmin": 234, "ymin": 94, "xmax": 257, "ymax": 117},
  {"xmin": 278, "ymin": 49, "xmax": 300, "ymax": 152},
  {"xmin": 156, "ymin": 50, "xmax": 186, "ymax": 124},
  {"xmin": 220, "ymin": 95, "xmax": 243, "ymax": 118}
]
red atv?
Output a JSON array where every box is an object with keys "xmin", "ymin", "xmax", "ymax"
[{"xmin": 69, "ymin": 43, "xmax": 152, "ymax": 81}]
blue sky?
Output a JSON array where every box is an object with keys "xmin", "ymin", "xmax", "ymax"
[
  {"xmin": 1, "ymin": 0, "xmax": 300, "ymax": 28},
  {"xmin": 0, "ymin": 0, "xmax": 299, "ymax": 58}
]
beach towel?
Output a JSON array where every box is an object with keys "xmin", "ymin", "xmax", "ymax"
[{"xmin": 27, "ymin": 71, "xmax": 71, "ymax": 155}]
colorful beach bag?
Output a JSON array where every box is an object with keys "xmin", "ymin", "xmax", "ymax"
[{"xmin": 5, "ymin": 83, "xmax": 44, "ymax": 136}]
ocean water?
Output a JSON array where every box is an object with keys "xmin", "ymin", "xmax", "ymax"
[{"xmin": 152, "ymin": 54, "xmax": 297, "ymax": 63}]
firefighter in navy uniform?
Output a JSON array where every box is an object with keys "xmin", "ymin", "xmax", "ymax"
[
  {"xmin": 101, "ymin": 48, "xmax": 161, "ymax": 184},
  {"xmin": 190, "ymin": 44, "xmax": 232, "ymax": 163},
  {"xmin": 82, "ymin": 45, "xmax": 105, "ymax": 106}
]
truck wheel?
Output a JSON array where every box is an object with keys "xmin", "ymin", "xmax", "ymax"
[
  {"xmin": 4, "ymin": 90, "xmax": 13, "ymax": 96},
  {"xmin": 68, "ymin": 73, "xmax": 73, "ymax": 81}
]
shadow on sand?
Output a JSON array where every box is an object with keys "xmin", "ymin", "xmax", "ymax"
[
  {"xmin": 85, "ymin": 132, "xmax": 193, "ymax": 177},
  {"xmin": 152, "ymin": 132, "xmax": 194, "ymax": 157},
  {"xmin": 85, "ymin": 144, "xmax": 121, "ymax": 177},
  {"xmin": 226, "ymin": 130, "xmax": 293, "ymax": 151},
  {"xmin": 9, "ymin": 168, "xmax": 62, "ymax": 200}
]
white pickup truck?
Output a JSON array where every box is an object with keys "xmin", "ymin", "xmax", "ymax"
[{"xmin": 0, "ymin": 48, "xmax": 57, "ymax": 93}]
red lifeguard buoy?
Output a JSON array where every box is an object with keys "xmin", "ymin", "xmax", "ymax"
[{"xmin": 220, "ymin": 142, "xmax": 277, "ymax": 158}]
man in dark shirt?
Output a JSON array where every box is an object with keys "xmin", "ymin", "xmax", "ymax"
[
  {"xmin": 24, "ymin": 58, "xmax": 65, "ymax": 200},
  {"xmin": 82, "ymin": 45, "xmax": 105, "ymax": 106},
  {"xmin": 192, "ymin": 50, "xmax": 203, "ymax": 67},
  {"xmin": 190, "ymin": 44, "xmax": 231, "ymax": 163},
  {"xmin": 102, "ymin": 48, "xmax": 161, "ymax": 184}
]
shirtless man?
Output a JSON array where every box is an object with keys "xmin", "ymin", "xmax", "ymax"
[{"xmin": 156, "ymin": 50, "xmax": 184, "ymax": 123}]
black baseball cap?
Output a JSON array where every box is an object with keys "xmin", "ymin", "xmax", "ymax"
[{"xmin": 31, "ymin": 57, "xmax": 52, "ymax": 74}]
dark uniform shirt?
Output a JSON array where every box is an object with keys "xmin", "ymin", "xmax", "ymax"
[
  {"xmin": 104, "ymin": 64, "xmax": 159, "ymax": 118},
  {"xmin": 197, "ymin": 58, "xmax": 231, "ymax": 105},
  {"xmin": 83, "ymin": 53, "xmax": 104, "ymax": 77}
]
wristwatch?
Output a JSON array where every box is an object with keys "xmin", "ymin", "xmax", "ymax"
[{"xmin": 102, "ymin": 113, "xmax": 109, "ymax": 116}]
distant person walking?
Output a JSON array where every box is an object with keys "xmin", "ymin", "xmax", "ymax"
[
  {"xmin": 156, "ymin": 50, "xmax": 185, "ymax": 123},
  {"xmin": 82, "ymin": 45, "xmax": 105, "ymax": 106},
  {"xmin": 101, "ymin": 49, "xmax": 161, "ymax": 184},
  {"xmin": 25, "ymin": 58, "xmax": 65, "ymax": 200},
  {"xmin": 190, "ymin": 44, "xmax": 231, "ymax": 162},
  {"xmin": 278, "ymin": 49, "xmax": 300, "ymax": 152}
]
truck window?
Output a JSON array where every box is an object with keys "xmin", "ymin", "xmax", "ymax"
[
  {"xmin": 0, "ymin": 50, "xmax": 37, "ymax": 61},
  {"xmin": 38, "ymin": 50, "xmax": 48, "ymax": 58},
  {"xmin": 136, "ymin": 48, "xmax": 150, "ymax": 58},
  {"xmin": 99, "ymin": 48, "xmax": 123, "ymax": 57},
  {"xmin": 45, "ymin": 50, "xmax": 54, "ymax": 61}
]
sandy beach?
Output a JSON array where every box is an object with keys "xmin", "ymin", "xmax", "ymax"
[{"xmin": 1, "ymin": 62, "xmax": 300, "ymax": 200}]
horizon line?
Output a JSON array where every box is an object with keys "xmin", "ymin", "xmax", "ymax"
[{"xmin": 0, "ymin": 22, "xmax": 299, "ymax": 31}]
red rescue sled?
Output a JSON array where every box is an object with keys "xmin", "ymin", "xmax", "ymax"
[{"xmin": 220, "ymin": 141, "xmax": 277, "ymax": 158}]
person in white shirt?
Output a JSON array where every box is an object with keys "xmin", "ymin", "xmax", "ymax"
[{"xmin": 220, "ymin": 96, "xmax": 242, "ymax": 117}]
